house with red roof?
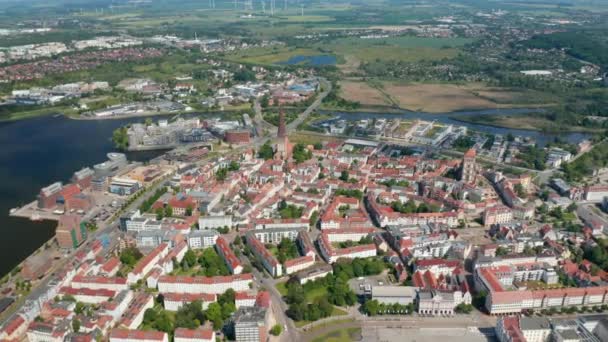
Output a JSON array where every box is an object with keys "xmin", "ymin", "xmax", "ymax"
[
  {"xmin": 163, "ymin": 292, "xmax": 216, "ymax": 311},
  {"xmin": 255, "ymin": 291, "xmax": 271, "ymax": 309},
  {"xmin": 99, "ymin": 257, "xmax": 120, "ymax": 277},
  {"xmin": 0, "ymin": 314, "xmax": 27, "ymax": 341},
  {"xmin": 110, "ymin": 329, "xmax": 168, "ymax": 342},
  {"xmin": 174, "ymin": 328, "xmax": 215, "ymax": 342},
  {"xmin": 215, "ymin": 236, "xmax": 243, "ymax": 274}
]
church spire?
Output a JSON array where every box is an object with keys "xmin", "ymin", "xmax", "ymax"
[{"xmin": 277, "ymin": 109, "xmax": 286, "ymax": 138}]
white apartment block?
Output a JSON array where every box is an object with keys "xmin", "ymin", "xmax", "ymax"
[
  {"xmin": 70, "ymin": 276, "xmax": 128, "ymax": 292},
  {"xmin": 110, "ymin": 329, "xmax": 169, "ymax": 342},
  {"xmin": 198, "ymin": 215, "xmax": 233, "ymax": 229},
  {"xmin": 157, "ymin": 274, "xmax": 253, "ymax": 294},
  {"xmin": 187, "ymin": 230, "xmax": 219, "ymax": 249}
]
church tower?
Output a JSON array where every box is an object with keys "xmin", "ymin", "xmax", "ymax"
[
  {"xmin": 460, "ymin": 148, "xmax": 477, "ymax": 184},
  {"xmin": 274, "ymin": 110, "xmax": 291, "ymax": 160}
]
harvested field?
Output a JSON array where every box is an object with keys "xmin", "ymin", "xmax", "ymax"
[
  {"xmin": 383, "ymin": 83, "xmax": 498, "ymax": 112},
  {"xmin": 339, "ymin": 81, "xmax": 390, "ymax": 106}
]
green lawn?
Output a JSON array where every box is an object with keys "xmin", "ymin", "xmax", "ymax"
[
  {"xmin": 276, "ymin": 281, "xmax": 288, "ymax": 296},
  {"xmin": 312, "ymin": 327, "xmax": 362, "ymax": 342},
  {"xmin": 305, "ymin": 286, "xmax": 328, "ymax": 302},
  {"xmin": 294, "ymin": 306, "xmax": 349, "ymax": 328},
  {"xmin": 275, "ymin": 280, "xmax": 329, "ymax": 301},
  {"xmin": 315, "ymin": 36, "xmax": 474, "ymax": 64},
  {"xmin": 224, "ymin": 46, "xmax": 324, "ymax": 65}
]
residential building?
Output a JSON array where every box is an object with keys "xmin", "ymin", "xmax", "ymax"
[
  {"xmin": 215, "ymin": 236, "xmax": 243, "ymax": 274},
  {"xmin": 110, "ymin": 329, "xmax": 169, "ymax": 342},
  {"xmin": 187, "ymin": 230, "xmax": 219, "ymax": 249},
  {"xmin": 157, "ymin": 274, "xmax": 253, "ymax": 294},
  {"xmin": 162, "ymin": 293, "xmax": 216, "ymax": 311},
  {"xmin": 232, "ymin": 306, "xmax": 268, "ymax": 342},
  {"xmin": 246, "ymin": 233, "xmax": 282, "ymax": 277},
  {"xmin": 119, "ymin": 293, "xmax": 154, "ymax": 329},
  {"xmin": 174, "ymin": 328, "xmax": 215, "ymax": 342},
  {"xmin": 198, "ymin": 215, "xmax": 232, "ymax": 229},
  {"xmin": 55, "ymin": 215, "xmax": 87, "ymax": 250}
]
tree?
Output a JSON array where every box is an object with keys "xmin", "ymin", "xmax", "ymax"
[
  {"xmin": 363, "ymin": 299, "xmax": 380, "ymax": 316},
  {"xmin": 292, "ymin": 143, "xmax": 312, "ymax": 164},
  {"xmin": 339, "ymin": 170, "xmax": 349, "ymax": 182},
  {"xmin": 164, "ymin": 205, "xmax": 173, "ymax": 218},
  {"xmin": 72, "ymin": 319, "xmax": 81, "ymax": 333},
  {"xmin": 455, "ymin": 303, "xmax": 473, "ymax": 314},
  {"xmin": 120, "ymin": 247, "xmax": 143, "ymax": 267},
  {"xmin": 286, "ymin": 282, "xmax": 305, "ymax": 305},
  {"xmin": 155, "ymin": 207, "xmax": 164, "ymax": 220},
  {"xmin": 260, "ymin": 94, "xmax": 270, "ymax": 108},
  {"xmin": 175, "ymin": 301, "xmax": 205, "ymax": 329},
  {"xmin": 154, "ymin": 311, "xmax": 174, "ymax": 333},
  {"xmin": 205, "ymin": 302, "xmax": 224, "ymax": 329},
  {"xmin": 270, "ymin": 324, "xmax": 283, "ymax": 336},
  {"xmin": 112, "ymin": 127, "xmax": 129, "ymax": 150},
  {"xmin": 234, "ymin": 69, "xmax": 256, "ymax": 82},
  {"xmin": 258, "ymin": 143, "xmax": 274, "ymax": 160},
  {"xmin": 75, "ymin": 302, "xmax": 86, "ymax": 315},
  {"xmin": 287, "ymin": 302, "xmax": 305, "ymax": 321},
  {"xmin": 514, "ymin": 183, "xmax": 526, "ymax": 198},
  {"xmin": 143, "ymin": 308, "xmax": 158, "ymax": 325},
  {"xmin": 186, "ymin": 206, "xmax": 193, "ymax": 216},
  {"xmin": 495, "ymin": 246, "xmax": 509, "ymax": 256},
  {"xmin": 183, "ymin": 250, "xmax": 197, "ymax": 268},
  {"xmin": 218, "ymin": 288, "xmax": 236, "ymax": 306}
]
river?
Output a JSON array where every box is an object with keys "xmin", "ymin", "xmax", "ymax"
[{"xmin": 0, "ymin": 108, "xmax": 591, "ymax": 276}]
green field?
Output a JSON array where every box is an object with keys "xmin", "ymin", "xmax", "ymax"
[
  {"xmin": 294, "ymin": 307, "xmax": 349, "ymax": 328},
  {"xmin": 311, "ymin": 327, "xmax": 362, "ymax": 342},
  {"xmin": 224, "ymin": 36, "xmax": 473, "ymax": 66},
  {"xmin": 224, "ymin": 46, "xmax": 324, "ymax": 65},
  {"xmin": 276, "ymin": 281, "xmax": 288, "ymax": 296}
]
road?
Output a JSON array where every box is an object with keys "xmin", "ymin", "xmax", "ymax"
[
  {"xmin": 235, "ymin": 251, "xmax": 299, "ymax": 342},
  {"xmin": 286, "ymin": 77, "xmax": 331, "ymax": 133},
  {"xmin": 535, "ymin": 138, "xmax": 605, "ymax": 184},
  {"xmin": 577, "ymin": 203, "xmax": 608, "ymax": 228},
  {"xmin": 252, "ymin": 77, "xmax": 331, "ymax": 142},
  {"xmin": 0, "ymin": 160, "xmax": 177, "ymax": 325}
]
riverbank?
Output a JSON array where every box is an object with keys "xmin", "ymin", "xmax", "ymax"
[
  {"xmin": 451, "ymin": 113, "xmax": 604, "ymax": 134},
  {"xmin": 0, "ymin": 103, "xmax": 253, "ymax": 123}
]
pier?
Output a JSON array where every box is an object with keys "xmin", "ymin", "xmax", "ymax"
[{"xmin": 9, "ymin": 201, "xmax": 61, "ymax": 222}]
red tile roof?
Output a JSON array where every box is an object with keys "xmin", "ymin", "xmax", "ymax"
[
  {"xmin": 132, "ymin": 243, "xmax": 167, "ymax": 275},
  {"xmin": 174, "ymin": 328, "xmax": 213, "ymax": 340},
  {"xmin": 162, "ymin": 292, "xmax": 216, "ymax": 303},
  {"xmin": 216, "ymin": 237, "xmax": 242, "ymax": 271},
  {"xmin": 1, "ymin": 315, "xmax": 25, "ymax": 336},
  {"xmin": 60, "ymin": 286, "xmax": 115, "ymax": 298},
  {"xmin": 100, "ymin": 257, "xmax": 120, "ymax": 273},
  {"xmin": 158, "ymin": 273, "xmax": 253, "ymax": 285},
  {"xmin": 110, "ymin": 329, "xmax": 167, "ymax": 341},
  {"xmin": 255, "ymin": 291, "xmax": 271, "ymax": 308}
]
